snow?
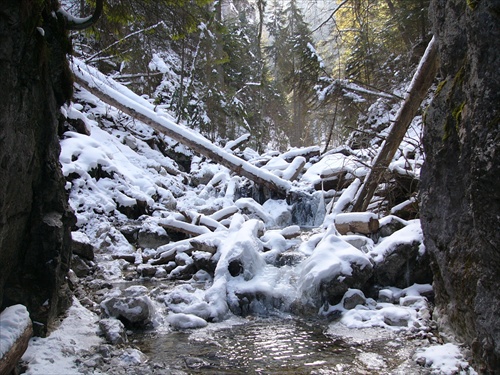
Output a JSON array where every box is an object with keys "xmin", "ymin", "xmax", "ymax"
[
  {"xmin": 415, "ymin": 343, "xmax": 476, "ymax": 374},
  {"xmin": 302, "ymin": 153, "xmax": 368, "ymax": 185},
  {"xmin": 70, "ymin": 57, "xmax": 292, "ymax": 193},
  {"xmin": 334, "ymin": 212, "xmax": 378, "ymax": 224},
  {"xmin": 0, "ymin": 304, "xmax": 31, "ymax": 358},
  {"xmin": 166, "ymin": 313, "xmax": 208, "ymax": 329},
  {"xmin": 298, "ymin": 233, "xmax": 372, "ymax": 300},
  {"xmin": 368, "ymin": 220, "xmax": 424, "ymax": 263},
  {"xmin": 22, "ymin": 298, "xmax": 103, "ymax": 375},
  {"xmin": 16, "ymin": 56, "xmax": 476, "ymax": 374}
]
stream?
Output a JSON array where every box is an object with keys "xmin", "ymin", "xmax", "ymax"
[
  {"xmin": 132, "ymin": 309, "xmax": 429, "ymax": 374},
  {"xmin": 105, "ymin": 222, "xmax": 435, "ymax": 375}
]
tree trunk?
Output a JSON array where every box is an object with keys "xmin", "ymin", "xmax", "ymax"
[{"xmin": 352, "ymin": 35, "xmax": 438, "ymax": 212}]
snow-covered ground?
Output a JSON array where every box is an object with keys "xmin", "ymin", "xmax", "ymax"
[{"xmin": 12, "ymin": 62, "xmax": 476, "ymax": 374}]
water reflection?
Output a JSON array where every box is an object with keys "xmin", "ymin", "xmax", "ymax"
[{"xmin": 135, "ymin": 316, "xmax": 425, "ymax": 374}]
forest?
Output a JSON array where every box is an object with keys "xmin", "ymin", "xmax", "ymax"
[{"xmin": 0, "ymin": 0, "xmax": 498, "ymax": 374}]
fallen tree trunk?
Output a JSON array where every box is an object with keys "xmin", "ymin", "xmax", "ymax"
[
  {"xmin": 334, "ymin": 212, "xmax": 380, "ymax": 235},
  {"xmin": 0, "ymin": 306, "xmax": 32, "ymax": 375},
  {"xmin": 159, "ymin": 218, "xmax": 211, "ymax": 237},
  {"xmin": 71, "ymin": 58, "xmax": 291, "ymax": 197},
  {"xmin": 352, "ymin": 36, "xmax": 439, "ymax": 212}
]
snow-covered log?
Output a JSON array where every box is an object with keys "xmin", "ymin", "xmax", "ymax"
[
  {"xmin": 70, "ymin": 58, "xmax": 291, "ymax": 196},
  {"xmin": 159, "ymin": 218, "xmax": 211, "ymax": 237},
  {"xmin": 282, "ymin": 156, "xmax": 306, "ymax": 181},
  {"xmin": 224, "ymin": 133, "xmax": 250, "ymax": 151},
  {"xmin": 0, "ymin": 305, "xmax": 32, "ymax": 375},
  {"xmin": 352, "ymin": 36, "xmax": 438, "ymax": 211},
  {"xmin": 181, "ymin": 211, "xmax": 227, "ymax": 232},
  {"xmin": 334, "ymin": 212, "xmax": 380, "ymax": 235},
  {"xmin": 208, "ymin": 206, "xmax": 239, "ymax": 222}
]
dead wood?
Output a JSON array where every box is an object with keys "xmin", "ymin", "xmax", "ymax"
[
  {"xmin": 0, "ymin": 321, "xmax": 33, "ymax": 375},
  {"xmin": 352, "ymin": 36, "xmax": 438, "ymax": 212}
]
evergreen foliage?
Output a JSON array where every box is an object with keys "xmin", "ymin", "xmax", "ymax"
[{"xmin": 64, "ymin": 0, "xmax": 431, "ymax": 151}]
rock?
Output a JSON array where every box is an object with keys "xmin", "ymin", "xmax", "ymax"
[
  {"xmin": 112, "ymin": 254, "xmax": 136, "ymax": 264},
  {"xmin": 184, "ymin": 356, "xmax": 211, "ymax": 369},
  {"xmin": 101, "ymin": 288, "xmax": 154, "ymax": 327},
  {"xmin": 342, "ymin": 289, "xmax": 367, "ymax": 310},
  {"xmin": 382, "ymin": 307, "xmax": 411, "ymax": 327},
  {"xmin": 320, "ymin": 263, "xmax": 373, "ymax": 307},
  {"xmin": 275, "ymin": 251, "xmax": 306, "ymax": 267},
  {"xmin": 378, "ymin": 289, "xmax": 395, "ymax": 303},
  {"xmin": 99, "ymin": 318, "xmax": 128, "ymax": 345},
  {"xmin": 0, "ymin": 1, "xmax": 74, "ymax": 336},
  {"xmin": 72, "ymin": 231, "xmax": 95, "ymax": 260},
  {"xmin": 376, "ymin": 217, "xmax": 406, "ymax": 238},
  {"xmin": 372, "ymin": 242, "xmax": 432, "ymax": 289},
  {"xmin": 136, "ymin": 264, "xmax": 157, "ymax": 278},
  {"xmin": 192, "ymin": 251, "xmax": 216, "ymax": 274},
  {"xmin": 299, "ymin": 235, "xmax": 373, "ymax": 308},
  {"xmin": 109, "ymin": 348, "xmax": 148, "ymax": 367},
  {"xmin": 137, "ymin": 229, "xmax": 169, "ymax": 249},
  {"xmin": 166, "ymin": 313, "xmax": 208, "ymax": 329},
  {"xmin": 421, "ymin": 0, "xmax": 500, "ymax": 371},
  {"xmin": 71, "ymin": 255, "xmax": 92, "ymax": 278}
]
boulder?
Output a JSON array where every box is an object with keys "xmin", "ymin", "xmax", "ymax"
[
  {"xmin": 137, "ymin": 228, "xmax": 169, "ymax": 249},
  {"xmin": 99, "ymin": 318, "xmax": 128, "ymax": 345},
  {"xmin": 342, "ymin": 289, "xmax": 367, "ymax": 310},
  {"xmin": 299, "ymin": 234, "xmax": 373, "ymax": 308},
  {"xmin": 372, "ymin": 242, "xmax": 432, "ymax": 289},
  {"xmin": 72, "ymin": 231, "xmax": 95, "ymax": 260},
  {"xmin": 136, "ymin": 264, "xmax": 157, "ymax": 278},
  {"xmin": 71, "ymin": 255, "xmax": 93, "ymax": 278},
  {"xmin": 101, "ymin": 287, "xmax": 154, "ymax": 328},
  {"xmin": 421, "ymin": 1, "xmax": 500, "ymax": 369}
]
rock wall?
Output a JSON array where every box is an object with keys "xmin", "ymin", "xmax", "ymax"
[
  {"xmin": 421, "ymin": 0, "xmax": 500, "ymax": 372},
  {"xmin": 0, "ymin": 0, "xmax": 74, "ymax": 336}
]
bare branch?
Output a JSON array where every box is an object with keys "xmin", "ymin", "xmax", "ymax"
[{"xmin": 58, "ymin": 0, "xmax": 103, "ymax": 31}]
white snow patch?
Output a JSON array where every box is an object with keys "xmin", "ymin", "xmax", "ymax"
[
  {"xmin": 415, "ymin": 343, "xmax": 477, "ymax": 374},
  {"xmin": 0, "ymin": 305, "xmax": 31, "ymax": 358},
  {"xmin": 22, "ymin": 298, "xmax": 103, "ymax": 375}
]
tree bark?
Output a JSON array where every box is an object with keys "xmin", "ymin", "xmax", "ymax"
[
  {"xmin": 0, "ymin": 322, "xmax": 33, "ymax": 375},
  {"xmin": 352, "ymin": 36, "xmax": 438, "ymax": 212}
]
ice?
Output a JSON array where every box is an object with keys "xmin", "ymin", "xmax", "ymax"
[{"xmin": 167, "ymin": 313, "xmax": 208, "ymax": 329}]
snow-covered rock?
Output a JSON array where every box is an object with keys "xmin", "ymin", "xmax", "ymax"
[
  {"xmin": 101, "ymin": 287, "xmax": 155, "ymax": 327},
  {"xmin": 99, "ymin": 318, "xmax": 128, "ymax": 345},
  {"xmin": 298, "ymin": 232, "xmax": 373, "ymax": 307}
]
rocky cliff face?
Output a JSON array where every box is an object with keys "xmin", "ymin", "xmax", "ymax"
[
  {"xmin": 0, "ymin": 0, "xmax": 74, "ymax": 336},
  {"xmin": 421, "ymin": 0, "xmax": 500, "ymax": 372}
]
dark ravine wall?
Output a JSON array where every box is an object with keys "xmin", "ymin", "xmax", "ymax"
[
  {"xmin": 421, "ymin": 0, "xmax": 500, "ymax": 372},
  {"xmin": 0, "ymin": 0, "xmax": 74, "ymax": 336}
]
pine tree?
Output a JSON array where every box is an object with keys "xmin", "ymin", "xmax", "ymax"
[{"xmin": 265, "ymin": 0, "xmax": 323, "ymax": 147}]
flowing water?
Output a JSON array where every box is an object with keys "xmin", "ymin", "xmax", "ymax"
[{"xmin": 134, "ymin": 314, "xmax": 427, "ymax": 374}]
